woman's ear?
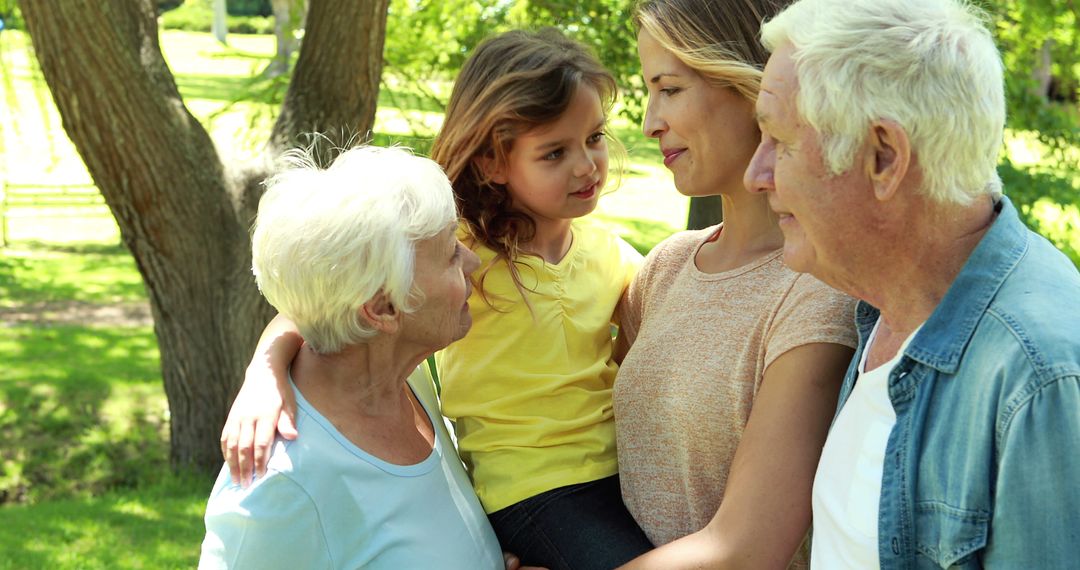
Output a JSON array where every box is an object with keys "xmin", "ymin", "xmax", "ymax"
[
  {"xmin": 359, "ymin": 291, "xmax": 400, "ymax": 334},
  {"xmin": 475, "ymin": 153, "xmax": 508, "ymax": 185}
]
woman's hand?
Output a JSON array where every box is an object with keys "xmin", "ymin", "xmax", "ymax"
[
  {"xmin": 503, "ymin": 552, "xmax": 548, "ymax": 570},
  {"xmin": 219, "ymin": 314, "xmax": 305, "ymax": 487}
]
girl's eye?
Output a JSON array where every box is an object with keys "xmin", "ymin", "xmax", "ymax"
[
  {"xmin": 543, "ymin": 148, "xmax": 564, "ymax": 161},
  {"xmin": 659, "ymin": 87, "xmax": 681, "ymax": 96},
  {"xmin": 587, "ymin": 131, "xmax": 605, "ymax": 145},
  {"xmin": 451, "ymin": 244, "xmax": 461, "ymax": 262}
]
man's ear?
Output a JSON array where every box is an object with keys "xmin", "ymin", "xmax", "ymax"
[
  {"xmin": 475, "ymin": 153, "xmax": 508, "ymax": 185},
  {"xmin": 359, "ymin": 291, "xmax": 399, "ymax": 335},
  {"xmin": 864, "ymin": 119, "xmax": 911, "ymax": 202}
]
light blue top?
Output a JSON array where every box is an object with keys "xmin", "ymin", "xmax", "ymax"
[
  {"xmin": 199, "ymin": 366, "xmax": 503, "ymax": 569},
  {"xmin": 827, "ymin": 196, "xmax": 1080, "ymax": 568}
]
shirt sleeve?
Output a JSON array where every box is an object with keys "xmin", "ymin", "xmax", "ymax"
[
  {"xmin": 986, "ymin": 375, "xmax": 1080, "ymax": 567},
  {"xmin": 200, "ymin": 473, "xmax": 332, "ymax": 570},
  {"xmin": 764, "ymin": 273, "xmax": 859, "ymax": 371}
]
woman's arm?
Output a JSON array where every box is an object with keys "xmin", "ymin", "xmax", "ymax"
[
  {"xmin": 220, "ymin": 313, "xmax": 304, "ymax": 486},
  {"xmin": 618, "ymin": 342, "xmax": 854, "ymax": 569}
]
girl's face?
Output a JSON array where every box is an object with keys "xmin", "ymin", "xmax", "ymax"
[
  {"xmin": 490, "ymin": 84, "xmax": 608, "ymax": 228},
  {"xmin": 637, "ymin": 29, "xmax": 759, "ymax": 197}
]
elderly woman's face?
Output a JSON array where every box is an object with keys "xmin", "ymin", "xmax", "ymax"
[{"xmin": 401, "ymin": 226, "xmax": 480, "ymax": 351}]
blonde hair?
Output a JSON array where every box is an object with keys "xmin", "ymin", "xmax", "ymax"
[
  {"xmin": 762, "ymin": 0, "xmax": 1005, "ymax": 203},
  {"xmin": 252, "ymin": 146, "xmax": 456, "ymax": 354},
  {"xmin": 429, "ymin": 28, "xmax": 617, "ymax": 308},
  {"xmin": 634, "ymin": 0, "xmax": 786, "ymax": 103}
]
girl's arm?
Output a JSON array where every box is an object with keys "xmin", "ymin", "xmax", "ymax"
[
  {"xmin": 618, "ymin": 342, "xmax": 854, "ymax": 569},
  {"xmin": 220, "ymin": 313, "xmax": 304, "ymax": 487}
]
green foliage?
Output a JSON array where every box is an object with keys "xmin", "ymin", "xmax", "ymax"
[
  {"xmin": 517, "ymin": 0, "xmax": 644, "ymax": 122},
  {"xmin": 985, "ymin": 0, "xmax": 1079, "ymax": 151},
  {"xmin": 381, "ymin": 0, "xmax": 644, "ymax": 121},
  {"xmin": 159, "ymin": 0, "xmax": 275, "ymax": 34},
  {"xmin": 999, "ymin": 156, "xmax": 1080, "ymax": 265},
  {"xmin": 227, "ymin": 0, "xmax": 272, "ymax": 17},
  {"xmin": 0, "ymin": 0, "xmax": 22, "ymax": 30}
]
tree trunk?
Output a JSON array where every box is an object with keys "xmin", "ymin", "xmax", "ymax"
[
  {"xmin": 269, "ymin": 0, "xmax": 388, "ymax": 156},
  {"xmin": 686, "ymin": 195, "xmax": 723, "ymax": 230},
  {"xmin": 1033, "ymin": 38, "xmax": 1054, "ymax": 100},
  {"xmin": 21, "ymin": 0, "xmax": 388, "ymax": 475},
  {"xmin": 266, "ymin": 0, "xmax": 306, "ymax": 77},
  {"xmin": 212, "ymin": 0, "xmax": 227, "ymax": 44}
]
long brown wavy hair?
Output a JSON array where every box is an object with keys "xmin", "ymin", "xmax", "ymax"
[{"xmin": 430, "ymin": 28, "xmax": 617, "ymax": 309}]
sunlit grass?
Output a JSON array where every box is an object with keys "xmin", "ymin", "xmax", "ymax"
[
  {"xmin": 0, "ymin": 475, "xmax": 209, "ymax": 569},
  {"xmin": 0, "ymin": 244, "xmax": 146, "ymax": 307}
]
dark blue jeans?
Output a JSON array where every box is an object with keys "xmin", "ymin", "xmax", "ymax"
[{"xmin": 488, "ymin": 475, "xmax": 654, "ymax": 570}]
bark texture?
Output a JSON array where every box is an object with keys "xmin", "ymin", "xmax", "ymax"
[{"xmin": 21, "ymin": 0, "xmax": 388, "ymax": 474}]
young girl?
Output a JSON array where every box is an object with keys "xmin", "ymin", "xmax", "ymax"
[{"xmin": 222, "ymin": 29, "xmax": 651, "ymax": 569}]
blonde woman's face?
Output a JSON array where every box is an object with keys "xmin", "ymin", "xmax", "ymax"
[{"xmin": 638, "ymin": 30, "xmax": 759, "ymax": 198}]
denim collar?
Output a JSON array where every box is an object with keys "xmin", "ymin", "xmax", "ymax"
[{"xmin": 854, "ymin": 196, "xmax": 1028, "ymax": 374}]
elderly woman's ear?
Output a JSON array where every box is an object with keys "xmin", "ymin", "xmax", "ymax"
[{"xmin": 360, "ymin": 292, "xmax": 400, "ymax": 334}]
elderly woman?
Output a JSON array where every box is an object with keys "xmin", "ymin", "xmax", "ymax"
[{"xmin": 198, "ymin": 146, "xmax": 501, "ymax": 569}]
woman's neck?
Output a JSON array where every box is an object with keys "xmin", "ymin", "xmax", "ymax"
[
  {"xmin": 291, "ymin": 339, "xmax": 436, "ymax": 465},
  {"xmin": 695, "ymin": 190, "xmax": 783, "ymax": 274},
  {"xmin": 291, "ymin": 338, "xmax": 423, "ymax": 416}
]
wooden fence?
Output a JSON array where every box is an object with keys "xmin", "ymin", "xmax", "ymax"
[{"xmin": 0, "ymin": 182, "xmax": 111, "ymax": 246}]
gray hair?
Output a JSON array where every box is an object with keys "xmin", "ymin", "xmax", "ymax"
[
  {"xmin": 251, "ymin": 145, "xmax": 457, "ymax": 354},
  {"xmin": 762, "ymin": 0, "xmax": 1005, "ymax": 204}
]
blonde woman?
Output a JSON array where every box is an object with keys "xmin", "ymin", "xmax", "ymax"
[{"xmin": 614, "ymin": 0, "xmax": 857, "ymax": 567}]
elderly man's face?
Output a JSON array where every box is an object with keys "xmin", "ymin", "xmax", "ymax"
[{"xmin": 745, "ymin": 43, "xmax": 872, "ymax": 282}]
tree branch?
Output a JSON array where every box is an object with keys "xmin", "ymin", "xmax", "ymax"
[{"xmin": 269, "ymin": 0, "xmax": 390, "ymax": 157}]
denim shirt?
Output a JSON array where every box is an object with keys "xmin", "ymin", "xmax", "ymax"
[{"xmin": 834, "ymin": 197, "xmax": 1080, "ymax": 569}]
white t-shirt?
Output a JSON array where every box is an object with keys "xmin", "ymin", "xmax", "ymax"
[{"xmin": 811, "ymin": 320, "xmax": 920, "ymax": 568}]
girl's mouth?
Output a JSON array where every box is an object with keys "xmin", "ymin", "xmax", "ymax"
[{"xmin": 571, "ymin": 182, "xmax": 598, "ymax": 199}]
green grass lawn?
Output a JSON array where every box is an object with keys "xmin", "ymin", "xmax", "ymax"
[
  {"xmin": 0, "ymin": 475, "xmax": 209, "ymax": 569},
  {"xmin": 0, "ymin": 318, "xmax": 210, "ymax": 568}
]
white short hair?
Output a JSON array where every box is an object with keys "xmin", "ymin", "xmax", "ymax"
[
  {"xmin": 251, "ymin": 145, "xmax": 457, "ymax": 354},
  {"xmin": 761, "ymin": 0, "xmax": 1005, "ymax": 204}
]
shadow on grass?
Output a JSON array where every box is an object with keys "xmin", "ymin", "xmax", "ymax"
[
  {"xmin": 0, "ymin": 472, "xmax": 210, "ymax": 569},
  {"xmin": 174, "ymin": 69, "xmax": 449, "ymax": 116},
  {"xmin": 0, "ymin": 244, "xmax": 147, "ymax": 305},
  {"xmin": 174, "ymin": 72, "xmax": 261, "ymax": 103},
  {"xmin": 0, "ymin": 326, "xmax": 169, "ymax": 505}
]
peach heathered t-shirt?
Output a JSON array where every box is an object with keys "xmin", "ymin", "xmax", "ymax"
[{"xmin": 613, "ymin": 226, "xmax": 858, "ymax": 563}]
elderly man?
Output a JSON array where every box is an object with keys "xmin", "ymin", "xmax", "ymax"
[{"xmin": 746, "ymin": 0, "xmax": 1080, "ymax": 567}]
